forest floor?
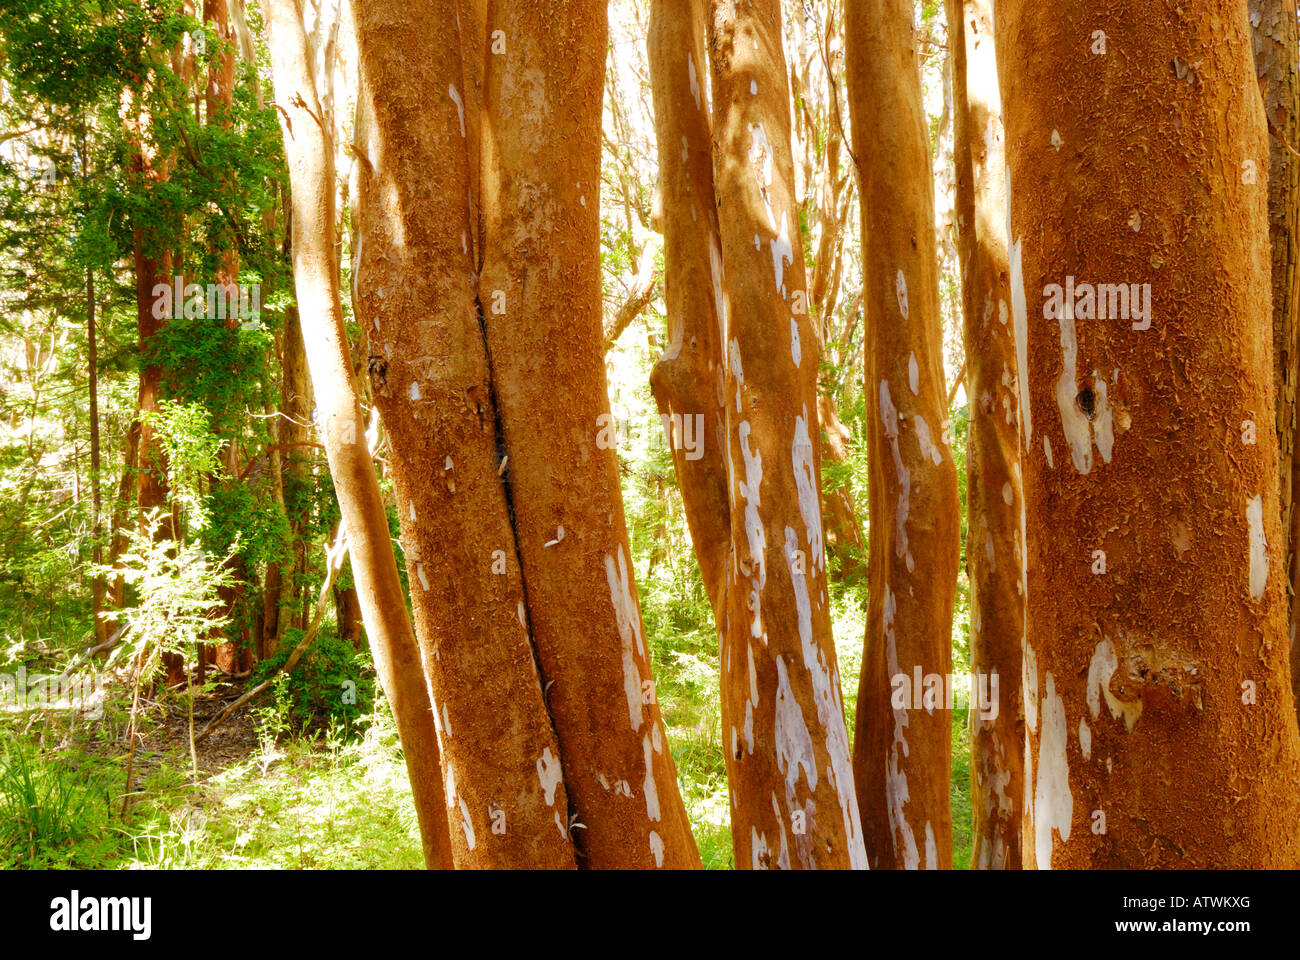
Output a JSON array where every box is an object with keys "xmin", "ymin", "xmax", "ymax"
[{"xmin": 1, "ymin": 668, "xmax": 973, "ymax": 870}]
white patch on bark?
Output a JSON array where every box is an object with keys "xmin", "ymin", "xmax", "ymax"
[
  {"xmin": 1034, "ymin": 673, "xmax": 1072, "ymax": 870},
  {"xmin": 448, "ymin": 84, "xmax": 466, "ymax": 137},
  {"xmin": 1079, "ymin": 718, "xmax": 1092, "ymax": 759},
  {"xmin": 1247, "ymin": 494, "xmax": 1268, "ymax": 600},
  {"xmin": 879, "ymin": 380, "xmax": 914, "ymax": 572},
  {"xmin": 792, "ymin": 410, "xmax": 824, "ymax": 569},
  {"xmin": 1007, "ymin": 179, "xmax": 1032, "ymax": 441},
  {"xmin": 895, "ymin": 269, "xmax": 909, "ymax": 319},
  {"xmin": 751, "ymin": 828, "xmax": 770, "ymax": 870},
  {"xmin": 1087, "ymin": 637, "xmax": 1141, "ymax": 730},
  {"xmin": 1043, "ymin": 435, "xmax": 1054, "ymax": 469},
  {"xmin": 773, "ymin": 655, "xmax": 818, "ymax": 795},
  {"xmin": 924, "ymin": 822, "xmax": 938, "ymax": 869},
  {"xmin": 649, "ymin": 830, "xmax": 665, "ymax": 867},
  {"xmin": 738, "ymin": 421, "xmax": 767, "ymax": 636},
  {"xmin": 409, "ymin": 380, "xmax": 421, "ymax": 401},
  {"xmin": 908, "ymin": 352, "xmax": 919, "ymax": 394},
  {"xmin": 913, "ymin": 414, "xmax": 944, "ymax": 466},
  {"xmin": 604, "ymin": 545, "xmax": 646, "ymax": 731},
  {"xmin": 642, "ymin": 733, "xmax": 661, "ymax": 822},
  {"xmin": 710, "ymin": 235, "xmax": 728, "ymax": 348},
  {"xmin": 1053, "ymin": 294, "xmax": 1093, "ymax": 473},
  {"xmin": 537, "ymin": 747, "xmax": 562, "ymax": 806},
  {"xmin": 459, "ymin": 795, "xmax": 476, "ymax": 850},
  {"xmin": 1023, "ymin": 643, "xmax": 1039, "ymax": 733},
  {"xmin": 784, "ymin": 526, "xmax": 866, "ymax": 867},
  {"xmin": 416, "ymin": 564, "xmax": 429, "ymax": 592},
  {"xmin": 688, "ymin": 54, "xmax": 701, "ymax": 109},
  {"xmin": 883, "ymin": 585, "xmax": 919, "ymax": 869},
  {"xmin": 771, "ymin": 212, "xmax": 794, "ymax": 296}
]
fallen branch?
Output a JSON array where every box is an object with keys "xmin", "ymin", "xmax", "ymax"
[{"xmin": 193, "ymin": 524, "xmax": 349, "ymax": 745}]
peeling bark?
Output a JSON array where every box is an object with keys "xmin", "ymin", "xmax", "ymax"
[
  {"xmin": 707, "ymin": 0, "xmax": 867, "ymax": 870},
  {"xmin": 949, "ymin": 0, "xmax": 1023, "ymax": 870},
  {"xmin": 999, "ymin": 0, "xmax": 1300, "ymax": 868},
  {"xmin": 846, "ymin": 0, "xmax": 960, "ymax": 870}
]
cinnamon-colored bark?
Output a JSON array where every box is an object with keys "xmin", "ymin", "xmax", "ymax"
[{"xmin": 846, "ymin": 0, "xmax": 960, "ymax": 869}]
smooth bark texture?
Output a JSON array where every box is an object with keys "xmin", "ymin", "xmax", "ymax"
[
  {"xmin": 999, "ymin": 0, "xmax": 1300, "ymax": 867},
  {"xmin": 350, "ymin": 0, "xmax": 576, "ymax": 870},
  {"xmin": 846, "ymin": 0, "xmax": 960, "ymax": 870},
  {"xmin": 949, "ymin": 0, "xmax": 1023, "ymax": 869},
  {"xmin": 647, "ymin": 0, "xmax": 731, "ymax": 623},
  {"xmin": 707, "ymin": 0, "xmax": 866, "ymax": 870},
  {"xmin": 260, "ymin": 0, "xmax": 452, "ymax": 870},
  {"xmin": 476, "ymin": 0, "xmax": 699, "ymax": 869}
]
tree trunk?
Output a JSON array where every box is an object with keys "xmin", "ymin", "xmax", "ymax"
[
  {"xmin": 476, "ymin": 0, "xmax": 699, "ymax": 868},
  {"xmin": 1250, "ymin": 0, "xmax": 1300, "ymax": 723},
  {"xmin": 87, "ymin": 263, "xmax": 106, "ymax": 647},
  {"xmin": 706, "ymin": 0, "xmax": 867, "ymax": 870},
  {"xmin": 647, "ymin": 0, "xmax": 731, "ymax": 623},
  {"xmin": 846, "ymin": 0, "xmax": 960, "ymax": 870},
  {"xmin": 349, "ymin": 0, "xmax": 578, "ymax": 869},
  {"xmin": 334, "ymin": 584, "xmax": 363, "ymax": 651},
  {"xmin": 948, "ymin": 0, "xmax": 1023, "ymax": 869},
  {"xmin": 261, "ymin": 0, "xmax": 452, "ymax": 870},
  {"xmin": 999, "ymin": 0, "xmax": 1300, "ymax": 868}
]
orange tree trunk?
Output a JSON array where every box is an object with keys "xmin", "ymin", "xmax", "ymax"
[
  {"xmin": 349, "ymin": 0, "xmax": 576, "ymax": 870},
  {"xmin": 999, "ymin": 0, "xmax": 1300, "ymax": 867},
  {"xmin": 845, "ymin": 0, "xmax": 961, "ymax": 869},
  {"xmin": 647, "ymin": 0, "xmax": 731, "ymax": 623},
  {"xmin": 706, "ymin": 0, "xmax": 867, "ymax": 870},
  {"xmin": 948, "ymin": 0, "xmax": 1024, "ymax": 869},
  {"xmin": 260, "ymin": 0, "xmax": 452, "ymax": 870},
  {"xmin": 475, "ymin": 0, "xmax": 699, "ymax": 869}
]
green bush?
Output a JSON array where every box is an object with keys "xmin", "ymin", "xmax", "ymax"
[{"xmin": 252, "ymin": 633, "xmax": 375, "ymax": 737}]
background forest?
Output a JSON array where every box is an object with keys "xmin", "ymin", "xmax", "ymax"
[{"xmin": 1, "ymin": 0, "xmax": 1295, "ymax": 871}]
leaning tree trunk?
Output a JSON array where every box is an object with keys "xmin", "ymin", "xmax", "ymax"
[
  {"xmin": 647, "ymin": 0, "xmax": 732, "ymax": 624},
  {"xmin": 1250, "ymin": 0, "xmax": 1300, "ymax": 723},
  {"xmin": 999, "ymin": 0, "xmax": 1300, "ymax": 868},
  {"xmin": 260, "ymin": 0, "xmax": 452, "ymax": 870},
  {"xmin": 948, "ymin": 0, "xmax": 1024, "ymax": 869},
  {"xmin": 475, "ymin": 0, "xmax": 699, "ymax": 869},
  {"xmin": 846, "ymin": 0, "xmax": 960, "ymax": 869},
  {"xmin": 706, "ymin": 0, "xmax": 867, "ymax": 870},
  {"xmin": 349, "ymin": 0, "xmax": 576, "ymax": 870}
]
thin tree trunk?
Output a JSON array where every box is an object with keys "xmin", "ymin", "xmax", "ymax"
[
  {"xmin": 476, "ymin": 0, "xmax": 699, "ymax": 868},
  {"xmin": 261, "ymin": 0, "xmax": 452, "ymax": 870},
  {"xmin": 999, "ymin": 0, "xmax": 1300, "ymax": 868},
  {"xmin": 846, "ymin": 0, "xmax": 960, "ymax": 870},
  {"xmin": 706, "ymin": 0, "xmax": 866, "ymax": 870},
  {"xmin": 87, "ymin": 265, "xmax": 106, "ymax": 646},
  {"xmin": 1251, "ymin": 0, "xmax": 1300, "ymax": 723},
  {"xmin": 647, "ymin": 0, "xmax": 731, "ymax": 623},
  {"xmin": 949, "ymin": 0, "xmax": 1023, "ymax": 870}
]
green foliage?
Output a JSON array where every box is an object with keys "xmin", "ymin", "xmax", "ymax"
[
  {"xmin": 0, "ymin": 731, "xmax": 112, "ymax": 864},
  {"xmin": 251, "ymin": 633, "xmax": 375, "ymax": 738},
  {"xmin": 104, "ymin": 511, "xmax": 233, "ymax": 677}
]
